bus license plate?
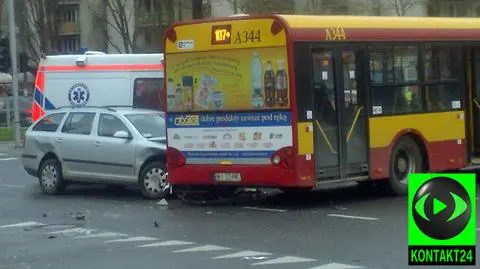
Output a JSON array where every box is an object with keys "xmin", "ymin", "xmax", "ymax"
[{"xmin": 214, "ymin": 173, "xmax": 242, "ymax": 182}]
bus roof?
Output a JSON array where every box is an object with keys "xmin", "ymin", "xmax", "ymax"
[
  {"xmin": 167, "ymin": 14, "xmax": 480, "ymax": 44},
  {"xmin": 278, "ymin": 15, "xmax": 480, "ymax": 30}
]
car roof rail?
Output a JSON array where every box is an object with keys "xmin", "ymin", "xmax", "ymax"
[
  {"xmin": 102, "ymin": 105, "xmax": 135, "ymax": 111},
  {"xmin": 53, "ymin": 105, "xmax": 116, "ymax": 111}
]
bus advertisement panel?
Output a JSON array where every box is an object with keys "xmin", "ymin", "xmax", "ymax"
[{"xmin": 165, "ymin": 18, "xmax": 298, "ymax": 186}]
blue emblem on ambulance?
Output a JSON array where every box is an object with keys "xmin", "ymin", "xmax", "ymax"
[{"xmin": 68, "ymin": 83, "xmax": 90, "ymax": 106}]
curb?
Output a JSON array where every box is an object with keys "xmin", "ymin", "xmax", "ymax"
[{"xmin": 0, "ymin": 142, "xmax": 22, "ymax": 154}]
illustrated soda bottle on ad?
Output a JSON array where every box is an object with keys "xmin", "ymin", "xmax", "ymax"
[
  {"xmin": 175, "ymin": 83, "xmax": 183, "ymax": 109},
  {"xmin": 182, "ymin": 76, "xmax": 194, "ymax": 110},
  {"xmin": 275, "ymin": 59, "xmax": 288, "ymax": 107},
  {"xmin": 167, "ymin": 78, "xmax": 176, "ymax": 110},
  {"xmin": 264, "ymin": 61, "xmax": 276, "ymax": 107},
  {"xmin": 251, "ymin": 52, "xmax": 264, "ymax": 108}
]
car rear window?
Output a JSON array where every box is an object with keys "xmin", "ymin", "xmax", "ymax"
[{"xmin": 32, "ymin": 113, "xmax": 66, "ymax": 132}]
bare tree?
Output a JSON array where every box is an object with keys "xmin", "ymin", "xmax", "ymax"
[
  {"xmin": 16, "ymin": 0, "xmax": 63, "ymax": 62},
  {"xmin": 307, "ymin": 0, "xmax": 351, "ymax": 15},
  {"xmin": 91, "ymin": 0, "xmax": 178, "ymax": 53},
  {"xmin": 384, "ymin": 0, "xmax": 421, "ymax": 16},
  {"xmin": 225, "ymin": 0, "xmax": 295, "ymax": 15}
]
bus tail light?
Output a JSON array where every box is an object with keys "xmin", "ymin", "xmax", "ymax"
[
  {"xmin": 167, "ymin": 147, "xmax": 185, "ymax": 168},
  {"xmin": 165, "ymin": 27, "xmax": 177, "ymax": 43},
  {"xmin": 270, "ymin": 20, "xmax": 283, "ymax": 36},
  {"xmin": 271, "ymin": 146, "xmax": 293, "ymax": 169}
]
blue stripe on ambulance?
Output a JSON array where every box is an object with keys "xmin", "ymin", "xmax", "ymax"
[{"xmin": 33, "ymin": 88, "xmax": 56, "ymax": 110}]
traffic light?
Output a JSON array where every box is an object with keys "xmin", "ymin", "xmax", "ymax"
[{"xmin": 0, "ymin": 38, "xmax": 11, "ymax": 73}]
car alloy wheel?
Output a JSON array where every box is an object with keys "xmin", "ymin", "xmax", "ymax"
[
  {"xmin": 143, "ymin": 167, "xmax": 168, "ymax": 196},
  {"xmin": 41, "ymin": 164, "xmax": 58, "ymax": 193}
]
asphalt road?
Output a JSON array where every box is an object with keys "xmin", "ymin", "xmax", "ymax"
[{"xmin": 0, "ymin": 146, "xmax": 479, "ymax": 269}]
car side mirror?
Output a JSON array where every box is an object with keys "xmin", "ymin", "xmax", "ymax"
[{"xmin": 113, "ymin": 130, "xmax": 131, "ymax": 139}]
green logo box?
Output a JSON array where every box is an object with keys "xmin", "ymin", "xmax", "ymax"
[{"xmin": 408, "ymin": 173, "xmax": 476, "ymax": 266}]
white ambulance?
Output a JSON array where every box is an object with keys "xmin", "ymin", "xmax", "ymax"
[{"xmin": 31, "ymin": 52, "xmax": 164, "ymax": 122}]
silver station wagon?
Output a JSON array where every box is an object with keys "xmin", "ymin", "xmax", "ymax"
[{"xmin": 21, "ymin": 106, "xmax": 169, "ymax": 199}]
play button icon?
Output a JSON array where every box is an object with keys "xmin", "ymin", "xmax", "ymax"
[
  {"xmin": 433, "ymin": 198, "xmax": 447, "ymax": 215},
  {"xmin": 412, "ymin": 177, "xmax": 472, "ymax": 240}
]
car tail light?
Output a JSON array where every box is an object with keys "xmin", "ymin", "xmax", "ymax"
[
  {"xmin": 270, "ymin": 146, "xmax": 293, "ymax": 169},
  {"xmin": 167, "ymin": 147, "xmax": 186, "ymax": 168}
]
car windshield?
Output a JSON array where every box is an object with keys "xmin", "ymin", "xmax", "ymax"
[{"xmin": 125, "ymin": 113, "xmax": 165, "ymax": 138}]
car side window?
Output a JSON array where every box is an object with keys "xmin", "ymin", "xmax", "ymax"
[
  {"xmin": 32, "ymin": 113, "xmax": 66, "ymax": 132},
  {"xmin": 61, "ymin": 112, "xmax": 95, "ymax": 135},
  {"xmin": 97, "ymin": 114, "xmax": 130, "ymax": 137}
]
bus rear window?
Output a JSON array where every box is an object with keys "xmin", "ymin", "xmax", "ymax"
[
  {"xmin": 165, "ymin": 46, "xmax": 290, "ymax": 112},
  {"xmin": 133, "ymin": 78, "xmax": 165, "ymax": 111}
]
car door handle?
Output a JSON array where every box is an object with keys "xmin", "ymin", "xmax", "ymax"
[
  {"xmin": 93, "ymin": 141, "xmax": 101, "ymax": 147},
  {"xmin": 55, "ymin": 138, "xmax": 63, "ymax": 143}
]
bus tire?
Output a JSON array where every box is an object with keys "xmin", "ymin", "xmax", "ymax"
[{"xmin": 387, "ymin": 136, "xmax": 423, "ymax": 196}]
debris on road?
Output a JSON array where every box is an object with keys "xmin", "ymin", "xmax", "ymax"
[{"xmin": 157, "ymin": 199, "xmax": 168, "ymax": 206}]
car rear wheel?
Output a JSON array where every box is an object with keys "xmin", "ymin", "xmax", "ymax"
[
  {"xmin": 139, "ymin": 161, "xmax": 169, "ymax": 200},
  {"xmin": 38, "ymin": 158, "xmax": 66, "ymax": 195}
]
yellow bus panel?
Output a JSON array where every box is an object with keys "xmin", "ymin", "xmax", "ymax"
[
  {"xmin": 369, "ymin": 111, "xmax": 465, "ymax": 148},
  {"xmin": 166, "ymin": 18, "xmax": 287, "ymax": 53}
]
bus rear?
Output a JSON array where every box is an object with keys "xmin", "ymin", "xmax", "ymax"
[{"xmin": 164, "ymin": 16, "xmax": 302, "ymax": 189}]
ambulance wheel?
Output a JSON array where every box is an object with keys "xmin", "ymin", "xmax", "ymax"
[
  {"xmin": 139, "ymin": 161, "xmax": 169, "ymax": 200},
  {"xmin": 386, "ymin": 136, "xmax": 423, "ymax": 196}
]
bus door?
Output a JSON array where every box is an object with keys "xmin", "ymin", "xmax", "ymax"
[
  {"xmin": 311, "ymin": 47, "xmax": 369, "ymax": 180},
  {"xmin": 471, "ymin": 48, "xmax": 480, "ymax": 156}
]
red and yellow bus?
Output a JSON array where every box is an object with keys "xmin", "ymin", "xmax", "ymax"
[{"xmin": 164, "ymin": 14, "xmax": 480, "ymax": 196}]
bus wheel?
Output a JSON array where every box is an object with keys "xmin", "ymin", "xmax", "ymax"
[{"xmin": 387, "ymin": 136, "xmax": 423, "ymax": 196}]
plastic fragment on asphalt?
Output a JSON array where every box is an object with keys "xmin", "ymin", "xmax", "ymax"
[{"xmin": 157, "ymin": 199, "xmax": 168, "ymax": 205}]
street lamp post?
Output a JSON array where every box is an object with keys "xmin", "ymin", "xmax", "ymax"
[{"xmin": 7, "ymin": 0, "xmax": 21, "ymax": 147}]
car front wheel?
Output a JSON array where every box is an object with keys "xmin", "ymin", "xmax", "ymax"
[{"xmin": 139, "ymin": 161, "xmax": 169, "ymax": 200}]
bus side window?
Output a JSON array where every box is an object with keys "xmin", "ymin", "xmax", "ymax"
[{"xmin": 133, "ymin": 78, "xmax": 165, "ymax": 111}]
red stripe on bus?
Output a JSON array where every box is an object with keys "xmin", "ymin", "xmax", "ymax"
[
  {"xmin": 292, "ymin": 28, "xmax": 480, "ymax": 42},
  {"xmin": 41, "ymin": 64, "xmax": 164, "ymax": 72}
]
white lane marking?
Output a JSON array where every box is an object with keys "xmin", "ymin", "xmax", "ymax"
[
  {"xmin": 243, "ymin": 207, "xmax": 287, "ymax": 212},
  {"xmin": 46, "ymin": 228, "xmax": 96, "ymax": 236},
  {"xmin": 137, "ymin": 240, "xmax": 194, "ymax": 248},
  {"xmin": 0, "ymin": 153, "xmax": 6, "ymax": 156},
  {"xmin": 0, "ymin": 184, "xmax": 25, "ymax": 188},
  {"xmin": 0, "ymin": 221, "xmax": 45, "ymax": 228},
  {"xmin": 0, "ymin": 158, "xmax": 18, "ymax": 161},
  {"xmin": 327, "ymin": 214, "xmax": 378, "ymax": 221},
  {"xmin": 75, "ymin": 232, "xmax": 127, "ymax": 239},
  {"xmin": 213, "ymin": 251, "xmax": 272, "ymax": 259},
  {"xmin": 172, "ymin": 244, "xmax": 231, "ymax": 253},
  {"xmin": 252, "ymin": 256, "xmax": 316, "ymax": 265},
  {"xmin": 309, "ymin": 263, "xmax": 364, "ymax": 269},
  {"xmin": 105, "ymin": 236, "xmax": 158, "ymax": 243}
]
